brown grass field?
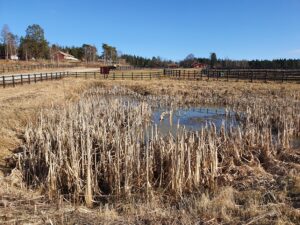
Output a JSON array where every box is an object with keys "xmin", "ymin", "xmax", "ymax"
[{"xmin": 0, "ymin": 77, "xmax": 299, "ymax": 224}]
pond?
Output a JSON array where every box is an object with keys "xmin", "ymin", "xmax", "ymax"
[
  {"xmin": 104, "ymin": 94, "xmax": 239, "ymax": 136},
  {"xmin": 151, "ymin": 106, "xmax": 238, "ymax": 136}
]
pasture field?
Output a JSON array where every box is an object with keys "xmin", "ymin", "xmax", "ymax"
[{"xmin": 0, "ymin": 78, "xmax": 299, "ymax": 224}]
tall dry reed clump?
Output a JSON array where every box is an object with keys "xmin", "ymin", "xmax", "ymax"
[{"xmin": 19, "ymin": 86, "xmax": 300, "ymax": 207}]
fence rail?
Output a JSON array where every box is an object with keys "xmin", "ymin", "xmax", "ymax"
[
  {"xmin": 0, "ymin": 72, "xmax": 68, "ymax": 88},
  {"xmin": 201, "ymin": 69, "xmax": 300, "ymax": 82},
  {"xmin": 48, "ymin": 69, "xmax": 300, "ymax": 82},
  {"xmin": 68, "ymin": 71, "xmax": 165, "ymax": 80},
  {"xmin": 1, "ymin": 69, "xmax": 300, "ymax": 88},
  {"xmin": 0, "ymin": 64, "xmax": 78, "ymax": 74}
]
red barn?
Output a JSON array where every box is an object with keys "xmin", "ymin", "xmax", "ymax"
[
  {"xmin": 191, "ymin": 62, "xmax": 207, "ymax": 68},
  {"xmin": 53, "ymin": 51, "xmax": 79, "ymax": 62}
]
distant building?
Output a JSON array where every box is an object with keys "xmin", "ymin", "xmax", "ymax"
[
  {"xmin": 10, "ymin": 55, "xmax": 19, "ymax": 60},
  {"xmin": 167, "ymin": 63, "xmax": 179, "ymax": 68},
  {"xmin": 191, "ymin": 62, "xmax": 207, "ymax": 68},
  {"xmin": 53, "ymin": 51, "xmax": 79, "ymax": 62}
]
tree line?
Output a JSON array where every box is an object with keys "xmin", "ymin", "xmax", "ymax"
[
  {"xmin": 121, "ymin": 55, "xmax": 174, "ymax": 68},
  {"xmin": 179, "ymin": 53, "xmax": 300, "ymax": 69},
  {"xmin": 0, "ymin": 24, "xmax": 118, "ymax": 63},
  {"xmin": 122, "ymin": 53, "xmax": 300, "ymax": 70}
]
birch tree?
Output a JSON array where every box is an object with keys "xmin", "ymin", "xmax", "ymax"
[{"xmin": 1, "ymin": 25, "xmax": 10, "ymax": 59}]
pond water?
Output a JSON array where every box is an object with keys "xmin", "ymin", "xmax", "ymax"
[
  {"xmin": 151, "ymin": 106, "xmax": 238, "ymax": 136},
  {"xmin": 104, "ymin": 94, "xmax": 239, "ymax": 136}
]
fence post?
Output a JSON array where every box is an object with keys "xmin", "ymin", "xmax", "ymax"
[
  {"xmin": 113, "ymin": 72, "xmax": 115, "ymax": 80},
  {"xmin": 265, "ymin": 71, "xmax": 267, "ymax": 83},
  {"xmin": 94, "ymin": 72, "xmax": 96, "ymax": 79},
  {"xmin": 28, "ymin": 74, "xmax": 30, "ymax": 84},
  {"xmin": 141, "ymin": 72, "xmax": 143, "ymax": 80},
  {"xmin": 132, "ymin": 72, "xmax": 133, "ymax": 80},
  {"xmin": 34, "ymin": 74, "xmax": 37, "ymax": 83},
  {"xmin": 282, "ymin": 71, "xmax": 285, "ymax": 83},
  {"xmin": 76, "ymin": 72, "xmax": 78, "ymax": 78},
  {"xmin": 250, "ymin": 71, "xmax": 253, "ymax": 82},
  {"xmin": 21, "ymin": 75, "xmax": 23, "ymax": 85},
  {"xmin": 56, "ymin": 73, "xmax": 58, "ymax": 80},
  {"xmin": 2, "ymin": 76, "xmax": 5, "ymax": 88},
  {"xmin": 150, "ymin": 72, "xmax": 152, "ymax": 80},
  {"xmin": 122, "ymin": 72, "xmax": 124, "ymax": 79},
  {"xmin": 12, "ymin": 75, "xmax": 15, "ymax": 87},
  {"xmin": 46, "ymin": 73, "xmax": 48, "ymax": 80},
  {"xmin": 40, "ymin": 73, "xmax": 43, "ymax": 82}
]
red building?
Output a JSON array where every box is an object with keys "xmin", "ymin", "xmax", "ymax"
[
  {"xmin": 191, "ymin": 62, "xmax": 207, "ymax": 68},
  {"xmin": 53, "ymin": 51, "xmax": 79, "ymax": 62}
]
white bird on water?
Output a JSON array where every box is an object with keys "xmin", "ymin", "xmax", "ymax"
[
  {"xmin": 160, "ymin": 111, "xmax": 169, "ymax": 121},
  {"xmin": 160, "ymin": 110, "xmax": 173, "ymax": 126}
]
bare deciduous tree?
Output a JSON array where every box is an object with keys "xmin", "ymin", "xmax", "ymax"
[
  {"xmin": 83, "ymin": 44, "xmax": 97, "ymax": 63},
  {"xmin": 1, "ymin": 24, "xmax": 10, "ymax": 59}
]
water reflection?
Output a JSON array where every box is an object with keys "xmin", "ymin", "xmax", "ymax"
[{"xmin": 152, "ymin": 107, "xmax": 238, "ymax": 136}]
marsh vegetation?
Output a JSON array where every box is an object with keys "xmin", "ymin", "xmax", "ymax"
[
  {"xmin": 13, "ymin": 80, "xmax": 299, "ymax": 224},
  {"xmin": 1, "ymin": 79, "xmax": 299, "ymax": 224}
]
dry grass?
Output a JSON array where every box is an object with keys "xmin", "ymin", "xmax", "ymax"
[
  {"xmin": 0, "ymin": 78, "xmax": 300, "ymax": 224},
  {"xmin": 0, "ymin": 78, "xmax": 98, "ymax": 169}
]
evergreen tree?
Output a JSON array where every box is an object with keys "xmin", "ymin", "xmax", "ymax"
[
  {"xmin": 19, "ymin": 24, "xmax": 49, "ymax": 60},
  {"xmin": 210, "ymin": 52, "xmax": 217, "ymax": 68}
]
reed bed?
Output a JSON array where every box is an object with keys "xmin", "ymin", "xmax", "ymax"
[{"xmin": 19, "ymin": 85, "xmax": 300, "ymax": 211}]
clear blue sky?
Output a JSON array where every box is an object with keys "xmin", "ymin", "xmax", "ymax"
[{"xmin": 0, "ymin": 0, "xmax": 299, "ymax": 61}]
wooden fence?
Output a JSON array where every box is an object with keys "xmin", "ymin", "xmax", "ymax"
[
  {"xmin": 68, "ymin": 71, "xmax": 164, "ymax": 80},
  {"xmin": 201, "ymin": 69, "xmax": 300, "ymax": 82},
  {"xmin": 116, "ymin": 66, "xmax": 135, "ymax": 70},
  {"xmin": 1, "ymin": 69, "xmax": 300, "ymax": 88},
  {"xmin": 0, "ymin": 72, "xmax": 68, "ymax": 88},
  {"xmin": 164, "ymin": 69, "xmax": 202, "ymax": 79},
  {"xmin": 0, "ymin": 64, "xmax": 77, "ymax": 74}
]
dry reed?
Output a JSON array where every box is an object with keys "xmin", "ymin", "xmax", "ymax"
[{"xmin": 18, "ymin": 85, "xmax": 300, "ymax": 209}]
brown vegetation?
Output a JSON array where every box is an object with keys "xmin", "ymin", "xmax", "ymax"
[{"xmin": 0, "ymin": 79, "xmax": 299, "ymax": 224}]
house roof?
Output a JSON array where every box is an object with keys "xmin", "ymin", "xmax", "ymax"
[
  {"xmin": 55, "ymin": 51, "xmax": 79, "ymax": 61},
  {"xmin": 191, "ymin": 62, "xmax": 207, "ymax": 67}
]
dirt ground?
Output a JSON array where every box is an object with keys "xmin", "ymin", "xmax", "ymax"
[{"xmin": 0, "ymin": 78, "xmax": 299, "ymax": 224}]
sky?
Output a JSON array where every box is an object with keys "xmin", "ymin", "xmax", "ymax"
[{"xmin": 0, "ymin": 0, "xmax": 300, "ymax": 61}]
